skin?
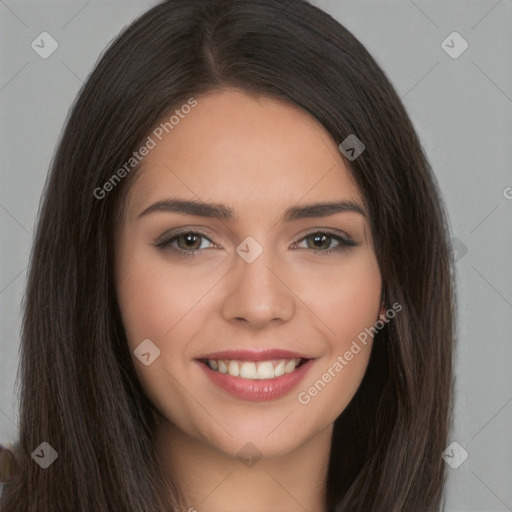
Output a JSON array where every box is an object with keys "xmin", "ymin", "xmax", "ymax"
[{"xmin": 115, "ymin": 88, "xmax": 383, "ymax": 512}]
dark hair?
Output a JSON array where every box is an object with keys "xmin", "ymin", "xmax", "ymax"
[{"xmin": 1, "ymin": 0, "xmax": 455, "ymax": 510}]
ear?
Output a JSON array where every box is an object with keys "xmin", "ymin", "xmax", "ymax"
[
  {"xmin": 377, "ymin": 293, "xmax": 386, "ymax": 321},
  {"xmin": 378, "ymin": 303, "xmax": 386, "ymax": 322}
]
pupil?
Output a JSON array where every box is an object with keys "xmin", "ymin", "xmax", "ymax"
[
  {"xmin": 310, "ymin": 234, "xmax": 330, "ymax": 250},
  {"xmin": 180, "ymin": 234, "xmax": 200, "ymax": 250}
]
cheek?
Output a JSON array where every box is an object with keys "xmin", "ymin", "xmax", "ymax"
[
  {"xmin": 292, "ymin": 253, "xmax": 381, "ymax": 417},
  {"xmin": 115, "ymin": 244, "xmax": 213, "ymax": 431},
  {"xmin": 115, "ymin": 242, "xmax": 223, "ymax": 415},
  {"xmin": 298, "ymin": 251, "xmax": 382, "ymax": 350},
  {"xmin": 329, "ymin": 270, "xmax": 381, "ymax": 351},
  {"xmin": 115, "ymin": 244, "xmax": 216, "ymax": 346}
]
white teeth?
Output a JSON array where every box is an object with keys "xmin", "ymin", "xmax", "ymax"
[
  {"xmin": 284, "ymin": 360, "xmax": 297, "ymax": 373},
  {"xmin": 274, "ymin": 361, "xmax": 285, "ymax": 377},
  {"xmin": 218, "ymin": 360, "xmax": 228, "ymax": 374},
  {"xmin": 239, "ymin": 362, "xmax": 257, "ymax": 379},
  {"xmin": 257, "ymin": 361, "xmax": 275, "ymax": 379},
  {"xmin": 205, "ymin": 358, "xmax": 303, "ymax": 380},
  {"xmin": 228, "ymin": 360, "xmax": 240, "ymax": 377}
]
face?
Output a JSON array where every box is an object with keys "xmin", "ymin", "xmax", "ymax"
[{"xmin": 115, "ymin": 88, "xmax": 382, "ymax": 460}]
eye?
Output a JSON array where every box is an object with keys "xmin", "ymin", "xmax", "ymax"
[
  {"xmin": 154, "ymin": 231, "xmax": 216, "ymax": 255},
  {"xmin": 153, "ymin": 229, "xmax": 356, "ymax": 257},
  {"xmin": 294, "ymin": 231, "xmax": 356, "ymax": 255}
]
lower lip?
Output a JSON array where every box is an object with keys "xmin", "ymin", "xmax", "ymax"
[{"xmin": 197, "ymin": 359, "xmax": 315, "ymax": 402}]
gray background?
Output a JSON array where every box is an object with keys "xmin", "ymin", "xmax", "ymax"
[{"xmin": 1, "ymin": 0, "xmax": 511, "ymax": 510}]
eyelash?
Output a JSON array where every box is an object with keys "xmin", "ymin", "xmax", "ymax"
[{"xmin": 153, "ymin": 229, "xmax": 357, "ymax": 257}]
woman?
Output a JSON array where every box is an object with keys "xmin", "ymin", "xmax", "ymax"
[{"xmin": 0, "ymin": 0, "xmax": 455, "ymax": 510}]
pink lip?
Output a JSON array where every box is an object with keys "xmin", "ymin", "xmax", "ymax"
[
  {"xmin": 197, "ymin": 349, "xmax": 310, "ymax": 361},
  {"xmin": 196, "ymin": 358, "xmax": 315, "ymax": 402}
]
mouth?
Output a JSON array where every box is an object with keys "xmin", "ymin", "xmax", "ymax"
[
  {"xmin": 195, "ymin": 349, "xmax": 315, "ymax": 402},
  {"xmin": 200, "ymin": 357, "xmax": 309, "ymax": 380}
]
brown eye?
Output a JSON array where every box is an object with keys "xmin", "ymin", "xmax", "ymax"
[
  {"xmin": 306, "ymin": 233, "xmax": 333, "ymax": 250},
  {"xmin": 176, "ymin": 233, "xmax": 203, "ymax": 251},
  {"xmin": 295, "ymin": 231, "xmax": 356, "ymax": 255},
  {"xmin": 154, "ymin": 231, "xmax": 215, "ymax": 255}
]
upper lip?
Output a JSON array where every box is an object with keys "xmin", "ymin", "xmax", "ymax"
[{"xmin": 197, "ymin": 349, "xmax": 312, "ymax": 362}]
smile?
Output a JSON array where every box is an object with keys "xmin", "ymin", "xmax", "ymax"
[
  {"xmin": 203, "ymin": 358, "xmax": 307, "ymax": 380},
  {"xmin": 196, "ymin": 349, "xmax": 315, "ymax": 402}
]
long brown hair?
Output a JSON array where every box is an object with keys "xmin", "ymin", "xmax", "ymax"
[{"xmin": 1, "ymin": 1, "xmax": 455, "ymax": 510}]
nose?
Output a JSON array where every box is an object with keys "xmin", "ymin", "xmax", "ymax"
[{"xmin": 220, "ymin": 245, "xmax": 295, "ymax": 330}]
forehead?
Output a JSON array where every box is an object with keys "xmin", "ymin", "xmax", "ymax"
[{"xmin": 124, "ymin": 88, "xmax": 364, "ymax": 219}]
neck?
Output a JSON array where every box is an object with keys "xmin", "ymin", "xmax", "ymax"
[{"xmin": 153, "ymin": 418, "xmax": 333, "ymax": 512}]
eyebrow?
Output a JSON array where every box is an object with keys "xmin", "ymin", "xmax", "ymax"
[{"xmin": 137, "ymin": 198, "xmax": 366, "ymax": 221}]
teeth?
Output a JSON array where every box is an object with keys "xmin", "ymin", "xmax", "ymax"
[
  {"xmin": 274, "ymin": 361, "xmax": 285, "ymax": 377},
  {"xmin": 240, "ymin": 362, "xmax": 257, "ymax": 379},
  {"xmin": 206, "ymin": 358, "xmax": 303, "ymax": 380},
  {"xmin": 257, "ymin": 361, "xmax": 275, "ymax": 379},
  {"xmin": 284, "ymin": 360, "xmax": 297, "ymax": 373},
  {"xmin": 218, "ymin": 360, "xmax": 228, "ymax": 374},
  {"xmin": 228, "ymin": 360, "xmax": 239, "ymax": 377}
]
